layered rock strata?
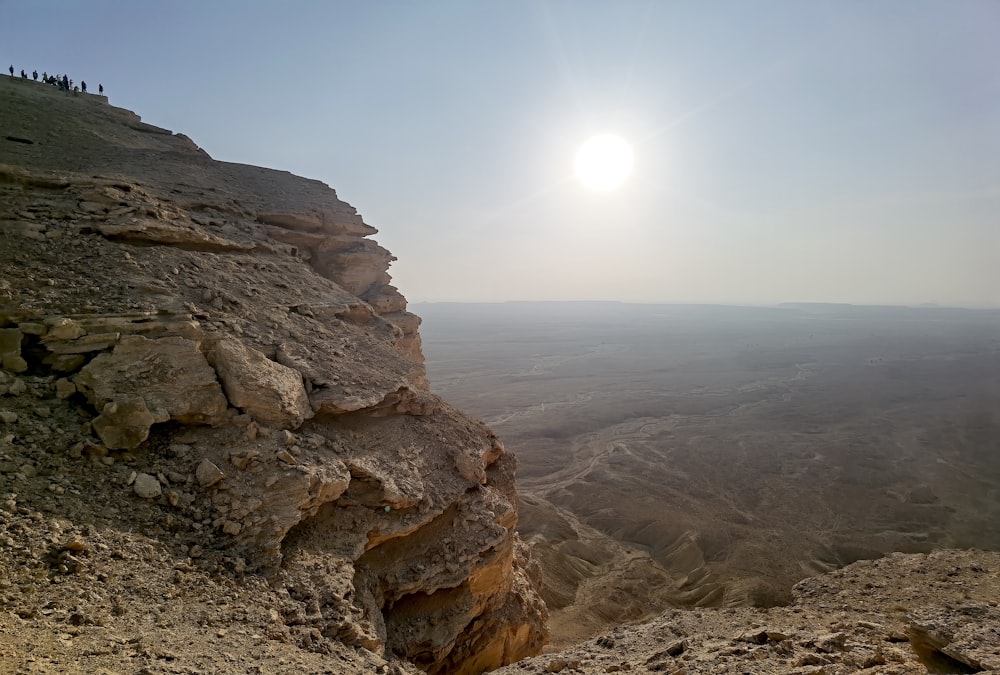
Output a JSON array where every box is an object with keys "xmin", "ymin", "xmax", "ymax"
[{"xmin": 0, "ymin": 76, "xmax": 546, "ymax": 672}]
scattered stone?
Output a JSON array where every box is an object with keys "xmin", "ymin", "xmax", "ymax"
[
  {"xmin": 0, "ymin": 410, "xmax": 17, "ymax": 424},
  {"xmin": 2, "ymin": 353, "xmax": 28, "ymax": 373},
  {"xmin": 132, "ymin": 473, "xmax": 162, "ymax": 499},
  {"xmin": 62, "ymin": 538, "xmax": 90, "ymax": 553},
  {"xmin": 814, "ymin": 632, "xmax": 847, "ymax": 653},
  {"xmin": 92, "ymin": 397, "xmax": 156, "ymax": 450},
  {"xmin": 196, "ymin": 459, "xmax": 224, "ymax": 487},
  {"xmin": 55, "ymin": 378, "xmax": 77, "ymax": 399}
]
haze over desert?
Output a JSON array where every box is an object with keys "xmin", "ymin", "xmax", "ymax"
[{"xmin": 3, "ymin": 1, "xmax": 999, "ymax": 673}]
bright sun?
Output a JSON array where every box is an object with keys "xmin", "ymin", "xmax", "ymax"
[{"xmin": 574, "ymin": 134, "xmax": 634, "ymax": 191}]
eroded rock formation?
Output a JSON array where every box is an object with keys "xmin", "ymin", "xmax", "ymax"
[{"xmin": 0, "ymin": 76, "xmax": 546, "ymax": 672}]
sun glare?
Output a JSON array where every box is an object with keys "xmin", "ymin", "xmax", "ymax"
[{"xmin": 574, "ymin": 134, "xmax": 634, "ymax": 191}]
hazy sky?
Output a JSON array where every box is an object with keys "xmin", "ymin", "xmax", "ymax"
[{"xmin": 4, "ymin": 1, "xmax": 998, "ymax": 306}]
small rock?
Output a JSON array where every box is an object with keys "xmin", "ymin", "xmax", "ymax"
[
  {"xmin": 55, "ymin": 378, "xmax": 77, "ymax": 399},
  {"xmin": 0, "ymin": 410, "xmax": 17, "ymax": 424},
  {"xmin": 815, "ymin": 632, "xmax": 847, "ymax": 653},
  {"xmin": 46, "ymin": 318, "xmax": 85, "ymax": 341},
  {"xmin": 133, "ymin": 473, "xmax": 162, "ymax": 499},
  {"xmin": 2, "ymin": 354, "xmax": 28, "ymax": 373},
  {"xmin": 92, "ymin": 397, "xmax": 156, "ymax": 450},
  {"xmin": 62, "ymin": 538, "xmax": 90, "ymax": 553},
  {"xmin": 196, "ymin": 458, "xmax": 224, "ymax": 487},
  {"xmin": 275, "ymin": 448, "xmax": 297, "ymax": 465},
  {"xmin": 7, "ymin": 378, "xmax": 27, "ymax": 396},
  {"xmin": 546, "ymin": 660, "xmax": 568, "ymax": 673}
]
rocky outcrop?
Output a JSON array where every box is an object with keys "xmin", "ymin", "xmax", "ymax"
[
  {"xmin": 0, "ymin": 75, "xmax": 546, "ymax": 673},
  {"xmin": 498, "ymin": 549, "xmax": 1000, "ymax": 674}
]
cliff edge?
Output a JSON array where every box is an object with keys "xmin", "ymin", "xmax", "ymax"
[{"xmin": 0, "ymin": 75, "xmax": 547, "ymax": 673}]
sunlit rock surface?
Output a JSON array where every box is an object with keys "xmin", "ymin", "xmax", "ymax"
[{"xmin": 0, "ymin": 75, "xmax": 546, "ymax": 673}]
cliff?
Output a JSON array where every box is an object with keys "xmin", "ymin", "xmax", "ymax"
[{"xmin": 0, "ymin": 75, "xmax": 546, "ymax": 673}]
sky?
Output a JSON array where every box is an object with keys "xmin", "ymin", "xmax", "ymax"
[{"xmin": 3, "ymin": 1, "xmax": 999, "ymax": 307}]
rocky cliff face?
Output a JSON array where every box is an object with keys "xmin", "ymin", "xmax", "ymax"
[{"xmin": 0, "ymin": 76, "xmax": 546, "ymax": 673}]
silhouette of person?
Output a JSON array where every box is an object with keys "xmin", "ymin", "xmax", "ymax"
[
  {"xmin": 62, "ymin": 74, "xmax": 69, "ymax": 90},
  {"xmin": 20, "ymin": 69, "xmax": 27, "ymax": 79},
  {"xmin": 42, "ymin": 71, "xmax": 47, "ymax": 81},
  {"xmin": 81, "ymin": 81, "xmax": 87, "ymax": 93},
  {"xmin": 32, "ymin": 70, "xmax": 38, "ymax": 81},
  {"xmin": 98, "ymin": 83, "xmax": 104, "ymax": 95},
  {"xmin": 7, "ymin": 65, "xmax": 12, "ymax": 77}
]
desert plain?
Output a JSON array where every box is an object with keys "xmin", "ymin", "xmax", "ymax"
[{"xmin": 417, "ymin": 301, "xmax": 1000, "ymax": 647}]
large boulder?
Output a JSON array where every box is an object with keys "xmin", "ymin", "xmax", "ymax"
[
  {"xmin": 75, "ymin": 335, "xmax": 228, "ymax": 448},
  {"xmin": 207, "ymin": 338, "xmax": 313, "ymax": 429}
]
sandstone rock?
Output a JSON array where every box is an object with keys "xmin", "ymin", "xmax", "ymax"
[
  {"xmin": 196, "ymin": 459, "xmax": 224, "ymax": 488},
  {"xmin": 7, "ymin": 377, "xmax": 28, "ymax": 396},
  {"xmin": 17, "ymin": 322, "xmax": 45, "ymax": 336},
  {"xmin": 76, "ymin": 335, "xmax": 228, "ymax": 426},
  {"xmin": 42, "ymin": 332, "xmax": 120, "ymax": 354},
  {"xmin": 207, "ymin": 338, "xmax": 312, "ymax": 429},
  {"xmin": 46, "ymin": 353, "xmax": 86, "ymax": 373},
  {"xmin": 0, "ymin": 410, "xmax": 17, "ymax": 424},
  {"xmin": 45, "ymin": 318, "xmax": 85, "ymax": 341},
  {"xmin": 0, "ymin": 327, "xmax": 23, "ymax": 354},
  {"xmin": 55, "ymin": 378, "xmax": 77, "ymax": 399},
  {"xmin": 92, "ymin": 397, "xmax": 157, "ymax": 450},
  {"xmin": 96, "ymin": 219, "xmax": 254, "ymax": 252},
  {"xmin": 907, "ymin": 604, "xmax": 1000, "ymax": 671},
  {"xmin": 1, "ymin": 353, "xmax": 28, "ymax": 373},
  {"xmin": 6, "ymin": 377, "xmax": 26, "ymax": 396},
  {"xmin": 132, "ymin": 473, "xmax": 162, "ymax": 499}
]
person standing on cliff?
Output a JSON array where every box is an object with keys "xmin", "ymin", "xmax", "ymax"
[
  {"xmin": 32, "ymin": 70, "xmax": 38, "ymax": 81},
  {"xmin": 81, "ymin": 81, "xmax": 87, "ymax": 93},
  {"xmin": 62, "ymin": 74, "xmax": 69, "ymax": 90},
  {"xmin": 8, "ymin": 65, "xmax": 13, "ymax": 77},
  {"xmin": 98, "ymin": 84, "xmax": 103, "ymax": 95}
]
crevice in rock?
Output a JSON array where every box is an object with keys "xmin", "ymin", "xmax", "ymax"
[
  {"xmin": 909, "ymin": 639, "xmax": 982, "ymax": 674},
  {"xmin": 83, "ymin": 228, "xmax": 256, "ymax": 254}
]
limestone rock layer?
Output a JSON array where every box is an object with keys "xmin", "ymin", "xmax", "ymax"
[{"xmin": 0, "ymin": 76, "xmax": 546, "ymax": 672}]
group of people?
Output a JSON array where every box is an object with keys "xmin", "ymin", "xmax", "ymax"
[{"xmin": 8, "ymin": 64, "xmax": 103, "ymax": 96}]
